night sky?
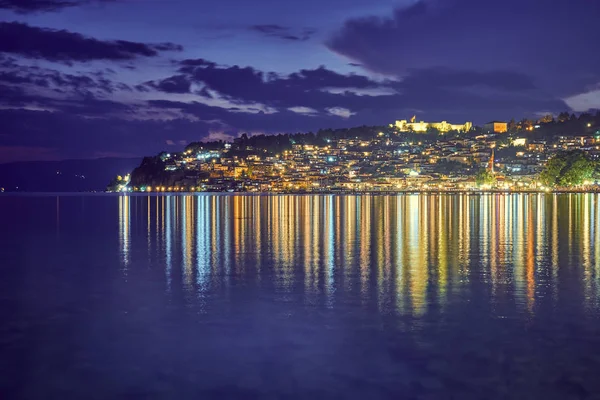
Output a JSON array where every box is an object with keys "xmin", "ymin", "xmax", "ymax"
[{"xmin": 1, "ymin": 0, "xmax": 599, "ymax": 162}]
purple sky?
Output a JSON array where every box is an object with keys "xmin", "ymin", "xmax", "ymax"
[{"xmin": 1, "ymin": 0, "xmax": 599, "ymax": 162}]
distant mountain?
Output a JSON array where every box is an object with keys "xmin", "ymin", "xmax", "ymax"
[{"xmin": 0, "ymin": 158, "xmax": 141, "ymax": 192}]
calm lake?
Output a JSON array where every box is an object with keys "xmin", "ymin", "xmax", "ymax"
[{"xmin": 2, "ymin": 193, "xmax": 600, "ymax": 399}]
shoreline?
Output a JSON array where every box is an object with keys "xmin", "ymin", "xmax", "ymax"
[{"xmin": 2, "ymin": 190, "xmax": 600, "ymax": 196}]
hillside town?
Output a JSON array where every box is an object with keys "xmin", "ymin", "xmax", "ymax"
[{"xmin": 110, "ymin": 113, "xmax": 600, "ymax": 193}]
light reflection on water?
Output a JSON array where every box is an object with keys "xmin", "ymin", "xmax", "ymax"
[
  {"xmin": 116, "ymin": 193, "xmax": 600, "ymax": 318},
  {"xmin": 2, "ymin": 193, "xmax": 600, "ymax": 399}
]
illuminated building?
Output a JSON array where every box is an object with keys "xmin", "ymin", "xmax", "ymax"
[
  {"xmin": 483, "ymin": 121, "xmax": 508, "ymax": 133},
  {"xmin": 558, "ymin": 135, "xmax": 596, "ymax": 149},
  {"xmin": 527, "ymin": 141, "xmax": 546, "ymax": 153},
  {"xmin": 394, "ymin": 116, "xmax": 473, "ymax": 133},
  {"xmin": 512, "ymin": 138, "xmax": 527, "ymax": 147}
]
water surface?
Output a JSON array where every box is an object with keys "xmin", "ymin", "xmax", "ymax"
[{"xmin": 2, "ymin": 193, "xmax": 600, "ymax": 399}]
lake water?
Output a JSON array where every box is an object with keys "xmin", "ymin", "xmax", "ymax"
[{"xmin": 2, "ymin": 194, "xmax": 600, "ymax": 399}]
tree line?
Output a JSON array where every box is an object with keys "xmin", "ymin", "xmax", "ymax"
[{"xmin": 540, "ymin": 151, "xmax": 598, "ymax": 187}]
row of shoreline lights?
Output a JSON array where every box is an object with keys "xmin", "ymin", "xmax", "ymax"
[{"xmin": 120, "ymin": 183, "xmax": 598, "ymax": 193}]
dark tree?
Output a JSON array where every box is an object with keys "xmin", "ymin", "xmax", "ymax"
[
  {"xmin": 475, "ymin": 169, "xmax": 496, "ymax": 186},
  {"xmin": 540, "ymin": 151, "xmax": 597, "ymax": 187},
  {"xmin": 558, "ymin": 112, "xmax": 570, "ymax": 123}
]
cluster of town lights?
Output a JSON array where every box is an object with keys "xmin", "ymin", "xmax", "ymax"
[{"xmin": 109, "ymin": 116, "xmax": 600, "ymax": 194}]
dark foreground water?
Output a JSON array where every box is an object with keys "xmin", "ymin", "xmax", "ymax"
[{"xmin": 2, "ymin": 194, "xmax": 600, "ymax": 399}]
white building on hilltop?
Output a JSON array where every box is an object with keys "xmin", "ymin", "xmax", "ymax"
[{"xmin": 394, "ymin": 116, "xmax": 472, "ymax": 133}]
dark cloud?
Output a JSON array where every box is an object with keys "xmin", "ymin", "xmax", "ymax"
[
  {"xmin": 0, "ymin": 83, "xmax": 132, "ymax": 116},
  {"xmin": 197, "ymin": 87, "xmax": 213, "ymax": 99},
  {"xmin": 249, "ymin": 24, "xmax": 316, "ymax": 41},
  {"xmin": 0, "ymin": 0, "xmax": 118, "ymax": 13},
  {"xmin": 286, "ymin": 67, "xmax": 376, "ymax": 90},
  {"xmin": 0, "ymin": 58, "xmax": 138, "ymax": 126},
  {"xmin": 144, "ymin": 74, "xmax": 191, "ymax": 94},
  {"xmin": 177, "ymin": 58, "xmax": 217, "ymax": 73},
  {"xmin": 0, "ymin": 70, "xmax": 49, "ymax": 87},
  {"xmin": 0, "ymin": 0, "xmax": 79, "ymax": 13},
  {"xmin": 134, "ymin": 84, "xmax": 151, "ymax": 92},
  {"xmin": 0, "ymin": 22, "xmax": 183, "ymax": 62},
  {"xmin": 154, "ymin": 62, "xmax": 387, "ymax": 110},
  {"xmin": 145, "ymin": 60, "xmax": 566, "ymax": 122},
  {"xmin": 0, "ymin": 61, "xmax": 133, "ymax": 95},
  {"xmin": 146, "ymin": 99, "xmax": 355, "ymax": 133},
  {"xmin": 327, "ymin": 0, "xmax": 600, "ymax": 97},
  {"xmin": 179, "ymin": 58, "xmax": 217, "ymax": 67}
]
